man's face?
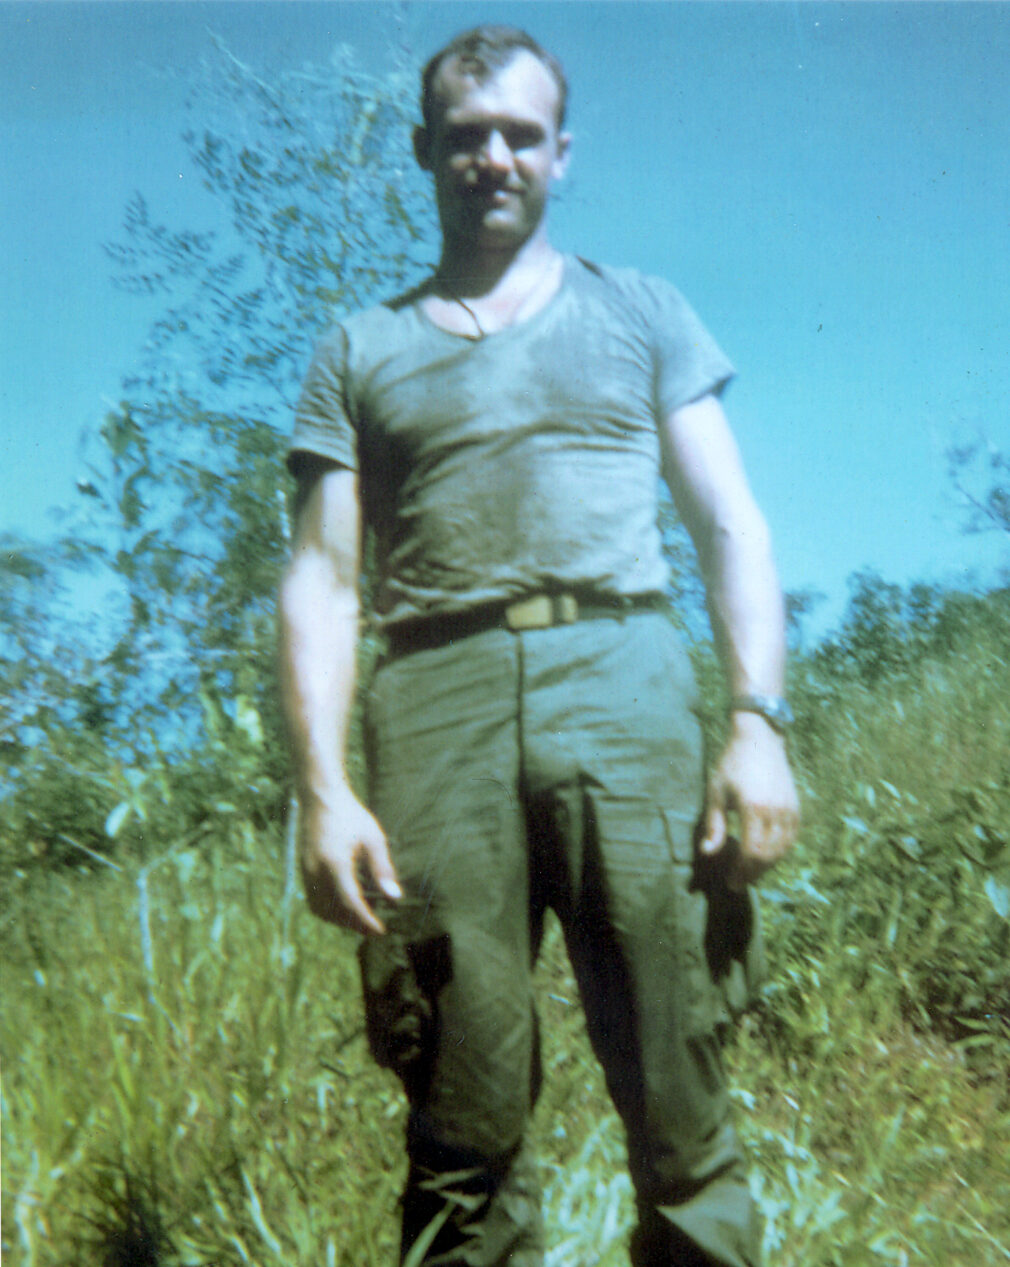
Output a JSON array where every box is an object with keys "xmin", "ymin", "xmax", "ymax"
[{"xmin": 417, "ymin": 50, "xmax": 571, "ymax": 253}]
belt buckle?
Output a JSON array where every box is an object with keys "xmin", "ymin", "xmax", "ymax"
[{"xmin": 505, "ymin": 593, "xmax": 578, "ymax": 631}]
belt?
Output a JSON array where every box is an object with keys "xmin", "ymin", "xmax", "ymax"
[{"xmin": 385, "ymin": 592, "xmax": 665, "ymax": 658}]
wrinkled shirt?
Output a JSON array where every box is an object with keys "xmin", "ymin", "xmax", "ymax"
[{"xmin": 289, "ymin": 256, "xmax": 734, "ymax": 627}]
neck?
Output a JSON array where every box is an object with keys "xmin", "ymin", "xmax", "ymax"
[{"xmin": 435, "ymin": 230, "xmax": 558, "ymax": 299}]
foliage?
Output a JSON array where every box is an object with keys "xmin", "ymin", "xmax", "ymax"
[
  {"xmin": 1, "ymin": 36, "xmax": 435, "ymax": 873},
  {"xmin": 947, "ymin": 433, "xmax": 1010, "ymax": 540},
  {"xmin": 809, "ymin": 568, "xmax": 1009, "ymax": 685},
  {"xmin": 763, "ymin": 776, "xmax": 1010, "ymax": 1048},
  {"xmin": 0, "ymin": 536, "xmax": 106, "ymax": 746},
  {"xmin": 779, "ymin": 579, "xmax": 1010, "ymax": 1048},
  {"xmin": 0, "ymin": 535, "xmax": 120, "ymax": 869},
  {"xmin": 83, "ymin": 35, "xmax": 431, "ymax": 739}
]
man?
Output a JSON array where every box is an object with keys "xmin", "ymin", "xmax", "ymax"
[{"xmin": 279, "ymin": 25, "xmax": 798, "ymax": 1267}]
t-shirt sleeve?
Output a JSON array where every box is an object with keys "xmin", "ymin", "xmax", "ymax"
[
  {"xmin": 287, "ymin": 325, "xmax": 358, "ymax": 474},
  {"xmin": 638, "ymin": 275, "xmax": 735, "ymax": 417}
]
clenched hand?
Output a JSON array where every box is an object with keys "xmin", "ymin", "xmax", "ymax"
[{"xmin": 699, "ymin": 713, "xmax": 800, "ymax": 891}]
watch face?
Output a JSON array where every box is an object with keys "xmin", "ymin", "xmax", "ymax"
[{"xmin": 732, "ymin": 695, "xmax": 793, "ymax": 730}]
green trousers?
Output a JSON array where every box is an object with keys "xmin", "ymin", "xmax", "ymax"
[{"xmin": 359, "ymin": 612, "xmax": 763, "ymax": 1266}]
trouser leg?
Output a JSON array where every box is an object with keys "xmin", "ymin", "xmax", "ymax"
[
  {"xmin": 544, "ymin": 786, "xmax": 758, "ymax": 1267},
  {"xmin": 359, "ymin": 900, "xmax": 546, "ymax": 1267},
  {"xmin": 361, "ymin": 635, "xmax": 545, "ymax": 1266},
  {"xmin": 399, "ymin": 1137, "xmax": 544, "ymax": 1267},
  {"xmin": 522, "ymin": 615, "xmax": 763, "ymax": 1267}
]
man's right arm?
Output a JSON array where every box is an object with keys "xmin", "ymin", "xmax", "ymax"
[{"xmin": 277, "ymin": 464, "xmax": 400, "ymax": 934}]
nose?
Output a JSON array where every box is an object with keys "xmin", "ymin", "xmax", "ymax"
[{"xmin": 478, "ymin": 129, "xmax": 512, "ymax": 172}]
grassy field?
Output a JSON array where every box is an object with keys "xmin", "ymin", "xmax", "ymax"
[{"xmin": 3, "ymin": 606, "xmax": 1009, "ymax": 1266}]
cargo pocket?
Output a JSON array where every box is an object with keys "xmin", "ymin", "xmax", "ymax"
[
  {"xmin": 650, "ymin": 806, "xmax": 724, "ymax": 1038},
  {"xmin": 358, "ymin": 926, "xmax": 453, "ymax": 1102}
]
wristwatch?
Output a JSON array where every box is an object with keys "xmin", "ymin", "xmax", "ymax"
[{"xmin": 729, "ymin": 693, "xmax": 794, "ymax": 735}]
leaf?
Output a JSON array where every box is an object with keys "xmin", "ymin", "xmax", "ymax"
[
  {"xmin": 105, "ymin": 801, "xmax": 132, "ymax": 839},
  {"xmin": 234, "ymin": 695, "xmax": 264, "ymax": 746},
  {"xmin": 892, "ymin": 834, "xmax": 922, "ymax": 861},
  {"xmin": 983, "ymin": 874, "xmax": 1010, "ymax": 920},
  {"xmin": 175, "ymin": 850, "xmax": 199, "ymax": 885}
]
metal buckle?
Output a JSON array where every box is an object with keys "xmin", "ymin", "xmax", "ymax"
[{"xmin": 504, "ymin": 593, "xmax": 579, "ymax": 631}]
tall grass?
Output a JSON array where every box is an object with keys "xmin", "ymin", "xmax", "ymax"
[{"xmin": 3, "ymin": 607, "xmax": 1009, "ymax": 1264}]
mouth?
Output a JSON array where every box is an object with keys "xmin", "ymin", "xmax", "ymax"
[
  {"xmin": 476, "ymin": 189, "xmax": 525, "ymax": 218},
  {"xmin": 463, "ymin": 177, "xmax": 523, "ymax": 202}
]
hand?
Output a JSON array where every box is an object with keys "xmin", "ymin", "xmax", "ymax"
[
  {"xmin": 298, "ymin": 785, "xmax": 401, "ymax": 935},
  {"xmin": 699, "ymin": 712, "xmax": 800, "ymax": 891}
]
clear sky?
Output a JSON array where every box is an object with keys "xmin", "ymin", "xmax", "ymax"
[{"xmin": 3, "ymin": 1, "xmax": 1009, "ymax": 633}]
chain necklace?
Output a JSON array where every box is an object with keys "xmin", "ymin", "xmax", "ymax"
[
  {"xmin": 453, "ymin": 295, "xmax": 490, "ymax": 340},
  {"xmin": 439, "ymin": 254, "xmax": 561, "ymax": 341}
]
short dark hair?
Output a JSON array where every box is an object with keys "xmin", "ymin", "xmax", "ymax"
[{"xmin": 420, "ymin": 25, "xmax": 569, "ymax": 131}]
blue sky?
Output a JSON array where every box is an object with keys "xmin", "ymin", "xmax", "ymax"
[{"xmin": 3, "ymin": 1, "xmax": 1009, "ymax": 633}]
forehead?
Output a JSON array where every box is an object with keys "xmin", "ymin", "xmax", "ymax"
[{"xmin": 430, "ymin": 50, "xmax": 562, "ymax": 129}]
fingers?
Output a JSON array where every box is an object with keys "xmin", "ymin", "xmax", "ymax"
[
  {"xmin": 343, "ymin": 836, "xmax": 404, "ymax": 936},
  {"xmin": 301, "ymin": 850, "xmax": 377, "ymax": 936},
  {"xmin": 702, "ymin": 803, "xmax": 790, "ymax": 888},
  {"xmin": 367, "ymin": 837, "xmax": 403, "ymax": 903},
  {"xmin": 699, "ymin": 766, "xmax": 734, "ymax": 856},
  {"xmin": 702, "ymin": 731, "xmax": 800, "ymax": 888},
  {"xmin": 300, "ymin": 800, "xmax": 402, "ymax": 935},
  {"xmin": 338, "ymin": 847, "xmax": 387, "ymax": 934},
  {"xmin": 728, "ymin": 804, "xmax": 799, "ymax": 890},
  {"xmin": 699, "ymin": 801, "xmax": 727, "ymax": 856}
]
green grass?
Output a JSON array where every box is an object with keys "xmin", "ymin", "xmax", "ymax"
[
  {"xmin": 3, "ymin": 852, "xmax": 1008, "ymax": 1265},
  {"xmin": 3, "ymin": 609, "xmax": 1010, "ymax": 1264},
  {"xmin": 2, "ymin": 833, "xmax": 406, "ymax": 1266}
]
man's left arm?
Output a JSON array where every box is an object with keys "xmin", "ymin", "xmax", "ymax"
[{"xmin": 660, "ymin": 392, "xmax": 800, "ymax": 890}]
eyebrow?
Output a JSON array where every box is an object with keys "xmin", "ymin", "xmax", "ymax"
[{"xmin": 443, "ymin": 117, "xmax": 546, "ymax": 135}]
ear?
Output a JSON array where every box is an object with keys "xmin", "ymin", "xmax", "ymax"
[
  {"xmin": 413, "ymin": 125, "xmax": 432, "ymax": 171},
  {"xmin": 551, "ymin": 131, "xmax": 573, "ymax": 182}
]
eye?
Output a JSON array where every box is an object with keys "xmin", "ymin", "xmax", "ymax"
[
  {"xmin": 505, "ymin": 125, "xmax": 545, "ymax": 151},
  {"xmin": 444, "ymin": 124, "xmax": 486, "ymax": 152}
]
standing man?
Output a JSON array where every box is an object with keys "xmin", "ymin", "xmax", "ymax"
[{"xmin": 279, "ymin": 26, "xmax": 798, "ymax": 1267}]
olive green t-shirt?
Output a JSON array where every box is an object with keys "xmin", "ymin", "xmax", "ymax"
[{"xmin": 289, "ymin": 256, "xmax": 734, "ymax": 627}]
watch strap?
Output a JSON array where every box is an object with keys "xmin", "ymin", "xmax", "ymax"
[{"xmin": 729, "ymin": 693, "xmax": 794, "ymax": 733}]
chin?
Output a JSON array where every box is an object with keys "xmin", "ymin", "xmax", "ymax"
[
  {"xmin": 477, "ymin": 228, "xmax": 535, "ymax": 254},
  {"xmin": 444, "ymin": 203, "xmax": 540, "ymax": 253},
  {"xmin": 480, "ymin": 208, "xmax": 539, "ymax": 242}
]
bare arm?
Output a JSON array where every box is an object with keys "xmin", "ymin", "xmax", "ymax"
[
  {"xmin": 277, "ymin": 465, "xmax": 400, "ymax": 933},
  {"xmin": 661, "ymin": 393, "xmax": 799, "ymax": 888}
]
